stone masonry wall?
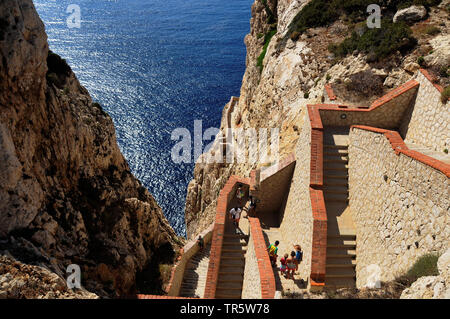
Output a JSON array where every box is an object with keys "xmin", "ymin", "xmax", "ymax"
[
  {"xmin": 279, "ymin": 117, "xmax": 314, "ymax": 281},
  {"xmin": 257, "ymin": 155, "xmax": 296, "ymax": 218},
  {"xmin": 166, "ymin": 224, "xmax": 214, "ymax": 297},
  {"xmin": 242, "ymin": 228, "xmax": 262, "ymax": 299},
  {"xmin": 349, "ymin": 127, "xmax": 449, "ymax": 288},
  {"xmin": 400, "ymin": 70, "xmax": 449, "ymax": 153}
]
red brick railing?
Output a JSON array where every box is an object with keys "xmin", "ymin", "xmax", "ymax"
[
  {"xmin": 248, "ymin": 217, "xmax": 276, "ymax": 299},
  {"xmin": 352, "ymin": 126, "xmax": 450, "ymax": 178},
  {"xmin": 324, "ymin": 83, "xmax": 337, "ymax": 101},
  {"xmin": 203, "ymin": 175, "xmax": 250, "ymax": 299},
  {"xmin": 306, "ymin": 104, "xmax": 327, "ymax": 288}
]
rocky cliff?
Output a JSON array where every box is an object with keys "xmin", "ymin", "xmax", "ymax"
[
  {"xmin": 185, "ymin": 0, "xmax": 450, "ymax": 239},
  {"xmin": 0, "ymin": 0, "xmax": 180, "ymax": 298}
]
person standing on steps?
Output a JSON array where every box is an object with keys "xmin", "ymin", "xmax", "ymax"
[
  {"xmin": 197, "ymin": 235, "xmax": 204, "ymax": 251},
  {"xmin": 280, "ymin": 253, "xmax": 288, "ymax": 278},
  {"xmin": 294, "ymin": 244, "xmax": 303, "ymax": 273},
  {"xmin": 247, "ymin": 195, "xmax": 257, "ymax": 217},
  {"xmin": 287, "ymin": 251, "xmax": 298, "ymax": 279},
  {"xmin": 267, "ymin": 241, "xmax": 279, "ymax": 267},
  {"xmin": 229, "ymin": 207, "xmax": 242, "ymax": 227},
  {"xmin": 236, "ymin": 184, "xmax": 245, "ymax": 206}
]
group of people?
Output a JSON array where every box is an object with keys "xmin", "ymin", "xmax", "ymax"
[{"xmin": 268, "ymin": 241, "xmax": 303, "ymax": 279}]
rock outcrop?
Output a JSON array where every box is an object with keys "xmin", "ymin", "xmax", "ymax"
[
  {"xmin": 401, "ymin": 249, "xmax": 450, "ymax": 299},
  {"xmin": 0, "ymin": 0, "xmax": 180, "ymax": 297},
  {"xmin": 393, "ymin": 5, "xmax": 428, "ymax": 23}
]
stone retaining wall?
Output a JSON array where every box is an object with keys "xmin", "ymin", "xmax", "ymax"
[
  {"xmin": 242, "ymin": 217, "xmax": 276, "ymax": 299},
  {"xmin": 242, "ymin": 225, "xmax": 261, "ymax": 299},
  {"xmin": 349, "ymin": 126, "xmax": 449, "ymax": 288},
  {"xmin": 165, "ymin": 223, "xmax": 214, "ymax": 297},
  {"xmin": 400, "ymin": 69, "xmax": 449, "ymax": 153},
  {"xmin": 279, "ymin": 117, "xmax": 314, "ymax": 283}
]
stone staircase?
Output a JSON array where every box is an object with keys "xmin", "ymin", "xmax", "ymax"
[
  {"xmin": 215, "ymin": 233, "xmax": 248, "ymax": 299},
  {"xmin": 323, "ymin": 129, "xmax": 356, "ymax": 289},
  {"xmin": 179, "ymin": 244, "xmax": 211, "ymax": 298}
]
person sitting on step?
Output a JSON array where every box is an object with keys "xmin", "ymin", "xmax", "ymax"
[{"xmin": 236, "ymin": 184, "xmax": 245, "ymax": 205}]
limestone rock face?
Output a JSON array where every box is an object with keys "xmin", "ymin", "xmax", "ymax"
[
  {"xmin": 400, "ymin": 249, "xmax": 450, "ymax": 299},
  {"xmin": 393, "ymin": 5, "xmax": 427, "ymax": 23},
  {"xmin": 0, "ymin": 0, "xmax": 179, "ymax": 297}
]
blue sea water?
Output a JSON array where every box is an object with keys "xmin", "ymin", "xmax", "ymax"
[{"xmin": 33, "ymin": 0, "xmax": 252, "ymax": 236}]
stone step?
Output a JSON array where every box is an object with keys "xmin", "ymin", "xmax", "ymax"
[
  {"xmin": 224, "ymin": 234, "xmax": 249, "ymax": 239},
  {"xmin": 215, "ymin": 294, "xmax": 241, "ymax": 299},
  {"xmin": 327, "ymin": 244, "xmax": 356, "ymax": 249},
  {"xmin": 217, "ymin": 281, "xmax": 243, "ymax": 289},
  {"xmin": 325, "ymin": 277, "xmax": 356, "ymax": 289},
  {"xmin": 326, "ymin": 256, "xmax": 356, "ymax": 265},
  {"xmin": 218, "ymin": 273, "xmax": 244, "ymax": 281},
  {"xmin": 323, "ymin": 166, "xmax": 348, "ymax": 171},
  {"xmin": 326, "ymin": 264, "xmax": 356, "ymax": 269},
  {"xmin": 323, "ymin": 158, "xmax": 348, "ymax": 164},
  {"xmin": 324, "ymin": 145, "xmax": 348, "ymax": 150},
  {"xmin": 324, "ymin": 174, "xmax": 348, "ymax": 180},
  {"xmin": 324, "ymin": 150, "xmax": 348, "ymax": 157},
  {"xmin": 324, "ymin": 185, "xmax": 348, "ymax": 194},
  {"xmin": 326, "ymin": 273, "xmax": 356, "ymax": 279},
  {"xmin": 221, "ymin": 256, "xmax": 245, "ymax": 261}
]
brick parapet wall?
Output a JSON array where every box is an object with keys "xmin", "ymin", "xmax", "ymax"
[
  {"xmin": 324, "ymin": 83, "xmax": 337, "ymax": 101},
  {"xmin": 248, "ymin": 217, "xmax": 276, "ymax": 299},
  {"xmin": 203, "ymin": 176, "xmax": 250, "ymax": 299}
]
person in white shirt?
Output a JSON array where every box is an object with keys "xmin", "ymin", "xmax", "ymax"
[{"xmin": 229, "ymin": 207, "xmax": 242, "ymax": 227}]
